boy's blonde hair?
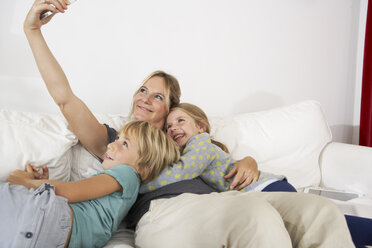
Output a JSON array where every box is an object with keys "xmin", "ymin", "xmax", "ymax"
[
  {"xmin": 170, "ymin": 103, "xmax": 229, "ymax": 153},
  {"xmin": 119, "ymin": 120, "xmax": 180, "ymax": 183}
]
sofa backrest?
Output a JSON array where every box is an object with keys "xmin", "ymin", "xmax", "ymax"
[
  {"xmin": 0, "ymin": 100, "xmax": 332, "ymax": 189},
  {"xmin": 209, "ymin": 100, "xmax": 332, "ymax": 189}
]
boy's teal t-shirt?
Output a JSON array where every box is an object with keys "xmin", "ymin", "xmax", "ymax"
[{"xmin": 68, "ymin": 165, "xmax": 140, "ymax": 248}]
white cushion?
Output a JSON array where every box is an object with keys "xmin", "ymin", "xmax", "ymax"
[
  {"xmin": 69, "ymin": 114, "xmax": 129, "ymax": 181},
  {"xmin": 320, "ymin": 142, "xmax": 372, "ymax": 197},
  {"xmin": 210, "ymin": 100, "xmax": 332, "ymax": 189},
  {"xmin": 0, "ymin": 101, "xmax": 331, "ymax": 190},
  {"xmin": 0, "ymin": 110, "xmax": 77, "ymax": 182}
]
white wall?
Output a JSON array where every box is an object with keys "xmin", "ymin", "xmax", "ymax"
[{"xmin": 0, "ymin": 0, "xmax": 368, "ymax": 144}]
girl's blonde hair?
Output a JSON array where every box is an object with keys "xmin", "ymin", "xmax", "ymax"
[
  {"xmin": 119, "ymin": 120, "xmax": 180, "ymax": 183},
  {"xmin": 131, "ymin": 70, "xmax": 181, "ymax": 116},
  {"xmin": 170, "ymin": 103, "xmax": 229, "ymax": 153}
]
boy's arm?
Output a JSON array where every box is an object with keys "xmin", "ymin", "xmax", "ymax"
[{"xmin": 7, "ymin": 166, "xmax": 121, "ymax": 203}]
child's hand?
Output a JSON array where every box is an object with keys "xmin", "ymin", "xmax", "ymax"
[
  {"xmin": 224, "ymin": 156, "xmax": 259, "ymax": 190},
  {"xmin": 6, "ymin": 164, "xmax": 36, "ymax": 188},
  {"xmin": 24, "ymin": 0, "xmax": 69, "ymax": 32},
  {"xmin": 30, "ymin": 164, "xmax": 50, "ymax": 179}
]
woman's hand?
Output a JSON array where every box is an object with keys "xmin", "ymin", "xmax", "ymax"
[
  {"xmin": 224, "ymin": 156, "xmax": 259, "ymax": 190},
  {"xmin": 24, "ymin": 0, "xmax": 69, "ymax": 32},
  {"xmin": 7, "ymin": 164, "xmax": 37, "ymax": 189}
]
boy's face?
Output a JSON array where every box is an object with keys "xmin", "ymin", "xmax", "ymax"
[
  {"xmin": 102, "ymin": 131, "xmax": 140, "ymax": 171},
  {"xmin": 166, "ymin": 109, "xmax": 204, "ymax": 147}
]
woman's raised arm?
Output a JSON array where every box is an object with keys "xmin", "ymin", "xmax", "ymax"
[{"xmin": 24, "ymin": 0, "xmax": 108, "ymax": 159}]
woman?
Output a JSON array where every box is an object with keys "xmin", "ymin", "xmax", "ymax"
[{"xmin": 24, "ymin": 1, "xmax": 355, "ymax": 247}]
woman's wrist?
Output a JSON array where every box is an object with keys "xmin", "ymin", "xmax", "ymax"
[{"xmin": 24, "ymin": 27, "xmax": 42, "ymax": 37}]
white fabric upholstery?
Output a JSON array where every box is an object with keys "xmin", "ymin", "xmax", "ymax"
[
  {"xmin": 0, "ymin": 101, "xmax": 339, "ymax": 188},
  {"xmin": 0, "ymin": 110, "xmax": 77, "ymax": 182},
  {"xmin": 0, "ymin": 101, "xmax": 371, "ymax": 248},
  {"xmin": 210, "ymin": 100, "xmax": 332, "ymax": 189},
  {"xmin": 68, "ymin": 100, "xmax": 331, "ymax": 188},
  {"xmin": 320, "ymin": 142, "xmax": 372, "ymax": 198},
  {"xmin": 69, "ymin": 114, "xmax": 129, "ymax": 181}
]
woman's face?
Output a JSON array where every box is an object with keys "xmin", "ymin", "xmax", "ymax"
[
  {"xmin": 133, "ymin": 76, "xmax": 169, "ymax": 128},
  {"xmin": 166, "ymin": 109, "xmax": 204, "ymax": 147}
]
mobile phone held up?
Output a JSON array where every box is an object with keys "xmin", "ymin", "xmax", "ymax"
[{"xmin": 40, "ymin": 0, "xmax": 77, "ymax": 20}]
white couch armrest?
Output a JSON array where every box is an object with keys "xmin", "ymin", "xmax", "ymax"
[{"xmin": 319, "ymin": 142, "xmax": 372, "ymax": 197}]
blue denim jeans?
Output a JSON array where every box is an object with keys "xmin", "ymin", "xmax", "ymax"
[{"xmin": 0, "ymin": 183, "xmax": 71, "ymax": 247}]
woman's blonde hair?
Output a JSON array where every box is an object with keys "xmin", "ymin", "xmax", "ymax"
[
  {"xmin": 131, "ymin": 70, "xmax": 181, "ymax": 117},
  {"xmin": 170, "ymin": 103, "xmax": 229, "ymax": 153},
  {"xmin": 119, "ymin": 120, "xmax": 180, "ymax": 183}
]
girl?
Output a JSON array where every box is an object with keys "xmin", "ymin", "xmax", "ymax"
[
  {"xmin": 141, "ymin": 103, "xmax": 294, "ymax": 193},
  {"xmin": 140, "ymin": 103, "xmax": 371, "ymax": 248},
  {"xmin": 1, "ymin": 120, "xmax": 179, "ymax": 248}
]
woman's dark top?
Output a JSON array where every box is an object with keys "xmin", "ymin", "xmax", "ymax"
[{"xmin": 104, "ymin": 124, "xmax": 217, "ymax": 228}]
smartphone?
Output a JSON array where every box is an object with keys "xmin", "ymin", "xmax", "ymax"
[
  {"xmin": 40, "ymin": 0, "xmax": 77, "ymax": 20},
  {"xmin": 40, "ymin": 10, "xmax": 53, "ymax": 20}
]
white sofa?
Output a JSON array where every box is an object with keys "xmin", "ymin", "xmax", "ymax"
[{"xmin": 1, "ymin": 100, "xmax": 371, "ymax": 248}]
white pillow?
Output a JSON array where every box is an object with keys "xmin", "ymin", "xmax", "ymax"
[
  {"xmin": 0, "ymin": 110, "xmax": 77, "ymax": 182},
  {"xmin": 69, "ymin": 143, "xmax": 103, "ymax": 181},
  {"xmin": 210, "ymin": 100, "xmax": 332, "ymax": 189},
  {"xmin": 69, "ymin": 114, "xmax": 129, "ymax": 181},
  {"xmin": 3, "ymin": 101, "xmax": 329, "ymax": 189}
]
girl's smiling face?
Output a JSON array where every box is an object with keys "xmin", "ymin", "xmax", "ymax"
[
  {"xmin": 102, "ymin": 132, "xmax": 140, "ymax": 171},
  {"xmin": 166, "ymin": 109, "xmax": 205, "ymax": 147}
]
